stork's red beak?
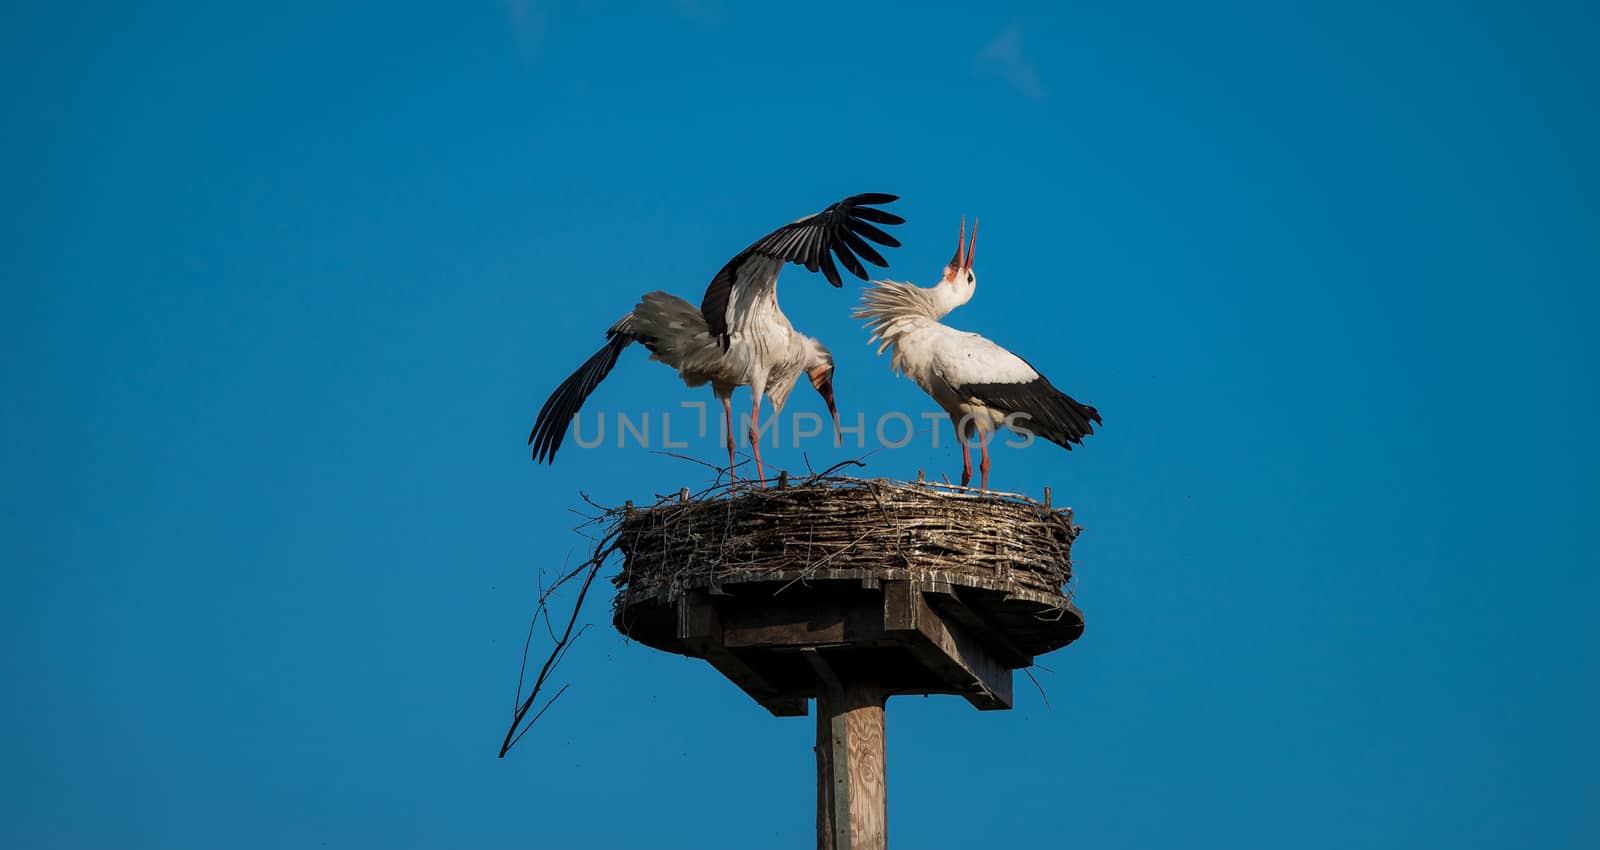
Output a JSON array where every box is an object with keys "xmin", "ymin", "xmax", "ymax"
[
  {"xmin": 821, "ymin": 379, "xmax": 840, "ymax": 440},
  {"xmin": 947, "ymin": 216, "xmax": 978, "ymax": 272}
]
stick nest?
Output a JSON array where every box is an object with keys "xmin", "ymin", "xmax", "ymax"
[{"xmin": 609, "ymin": 474, "xmax": 1081, "ymax": 602}]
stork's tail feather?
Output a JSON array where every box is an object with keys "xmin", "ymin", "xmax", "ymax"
[
  {"xmin": 631, "ymin": 292, "xmax": 720, "ymax": 386},
  {"xmin": 1031, "ymin": 385, "xmax": 1101, "ymax": 449},
  {"xmin": 528, "ymin": 316, "xmax": 639, "ymax": 463},
  {"xmin": 965, "ymin": 377, "xmax": 1102, "ymax": 450}
]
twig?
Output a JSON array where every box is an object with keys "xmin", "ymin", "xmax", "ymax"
[
  {"xmin": 506, "ymin": 683, "xmax": 572, "ymax": 753},
  {"xmin": 1023, "ymin": 667, "xmax": 1051, "ymax": 710},
  {"xmin": 498, "ymin": 528, "xmax": 620, "ymax": 758},
  {"xmin": 815, "ymin": 458, "xmax": 867, "ymax": 479},
  {"xmin": 649, "ymin": 449, "xmax": 724, "ymax": 474}
]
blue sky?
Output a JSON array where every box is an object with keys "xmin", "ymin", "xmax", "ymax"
[{"xmin": 5, "ymin": 2, "xmax": 1597, "ymax": 848}]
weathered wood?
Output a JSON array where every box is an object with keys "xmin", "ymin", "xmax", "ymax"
[
  {"xmin": 925, "ymin": 587, "xmax": 1033, "ymax": 668},
  {"xmin": 650, "ymin": 582, "xmax": 1031, "ymax": 714},
  {"xmin": 677, "ymin": 590, "xmax": 807, "ymax": 716},
  {"xmin": 623, "ymin": 569, "xmax": 1082, "ymax": 657},
  {"xmin": 816, "ymin": 681, "xmax": 887, "ymax": 850},
  {"xmin": 802, "ymin": 648, "xmax": 842, "ymax": 692},
  {"xmin": 884, "ymin": 581, "xmax": 1013, "ymax": 710},
  {"xmin": 722, "ymin": 600, "xmax": 889, "ymax": 649},
  {"xmin": 844, "ymin": 684, "xmax": 886, "ymax": 849},
  {"xmin": 816, "ymin": 689, "xmax": 836, "ymax": 847}
]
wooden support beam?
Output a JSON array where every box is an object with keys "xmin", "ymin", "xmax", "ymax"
[
  {"xmin": 677, "ymin": 590, "xmax": 808, "ymax": 716},
  {"xmin": 802, "ymin": 648, "xmax": 842, "ymax": 692},
  {"xmin": 722, "ymin": 600, "xmax": 890, "ymax": 649},
  {"xmin": 883, "ymin": 581, "xmax": 1013, "ymax": 710},
  {"xmin": 924, "ymin": 587, "xmax": 1033, "ymax": 668},
  {"xmin": 816, "ymin": 681, "xmax": 887, "ymax": 850}
]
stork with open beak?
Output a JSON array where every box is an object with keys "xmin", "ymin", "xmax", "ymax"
[
  {"xmin": 529, "ymin": 193, "xmax": 902, "ymax": 482},
  {"xmin": 853, "ymin": 218, "xmax": 1101, "ymax": 490}
]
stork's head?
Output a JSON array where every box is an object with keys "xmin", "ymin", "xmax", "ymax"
[
  {"xmin": 804, "ymin": 338, "xmax": 841, "ymax": 438},
  {"xmin": 939, "ymin": 216, "xmax": 978, "ymax": 306}
]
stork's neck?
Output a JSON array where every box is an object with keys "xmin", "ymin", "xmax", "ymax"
[
  {"xmin": 924, "ymin": 274, "xmax": 973, "ymax": 319},
  {"xmin": 764, "ymin": 338, "xmax": 807, "ymax": 412},
  {"xmin": 854, "ymin": 276, "xmax": 972, "ymax": 369}
]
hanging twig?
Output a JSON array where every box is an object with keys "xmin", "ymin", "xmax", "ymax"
[
  {"xmin": 499, "ymin": 526, "xmax": 622, "ymax": 758},
  {"xmin": 1022, "ymin": 667, "xmax": 1051, "ymax": 710}
]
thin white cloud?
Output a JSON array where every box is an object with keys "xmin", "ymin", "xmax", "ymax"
[{"xmin": 974, "ymin": 23, "xmax": 1047, "ymax": 101}]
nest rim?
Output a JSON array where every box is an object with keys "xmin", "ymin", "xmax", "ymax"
[{"xmin": 607, "ymin": 474, "xmax": 1085, "ymax": 656}]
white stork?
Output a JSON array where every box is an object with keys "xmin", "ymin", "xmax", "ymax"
[
  {"xmin": 529, "ymin": 193, "xmax": 903, "ymax": 482},
  {"xmin": 854, "ymin": 218, "xmax": 1101, "ymax": 490}
]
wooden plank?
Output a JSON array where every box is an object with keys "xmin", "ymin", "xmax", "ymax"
[
  {"xmin": 882, "ymin": 580, "xmax": 918, "ymax": 633},
  {"xmin": 816, "ymin": 681, "xmax": 887, "ymax": 850},
  {"xmin": 677, "ymin": 590, "xmax": 807, "ymax": 717},
  {"xmin": 830, "ymin": 693, "xmax": 849, "ymax": 850},
  {"xmin": 816, "ymin": 690, "xmax": 836, "ymax": 848},
  {"xmin": 843, "ymin": 684, "xmax": 887, "ymax": 849},
  {"xmin": 722, "ymin": 600, "xmax": 889, "ymax": 649},
  {"xmin": 883, "ymin": 580, "xmax": 1013, "ymax": 710}
]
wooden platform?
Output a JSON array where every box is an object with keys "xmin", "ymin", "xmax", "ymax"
[{"xmin": 614, "ymin": 574, "xmax": 1083, "ymax": 716}]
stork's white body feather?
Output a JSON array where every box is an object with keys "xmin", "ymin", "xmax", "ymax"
[
  {"xmin": 718, "ymin": 256, "xmax": 819, "ymax": 414},
  {"xmin": 889, "ymin": 322, "xmax": 1041, "ymax": 435},
  {"xmin": 852, "ymin": 218, "xmax": 1100, "ymax": 490},
  {"xmin": 855, "ymin": 276, "xmax": 1035, "ymax": 436}
]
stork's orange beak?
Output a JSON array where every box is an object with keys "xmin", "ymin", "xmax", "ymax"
[
  {"xmin": 820, "ymin": 378, "xmax": 840, "ymax": 440},
  {"xmin": 947, "ymin": 216, "xmax": 978, "ymax": 272}
]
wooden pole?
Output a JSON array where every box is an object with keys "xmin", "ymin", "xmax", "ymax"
[{"xmin": 816, "ymin": 681, "xmax": 887, "ymax": 850}]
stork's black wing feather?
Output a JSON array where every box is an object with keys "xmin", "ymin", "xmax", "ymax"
[
  {"xmin": 528, "ymin": 314, "xmax": 648, "ymax": 464},
  {"xmin": 958, "ymin": 377, "xmax": 1103, "ymax": 450},
  {"xmin": 701, "ymin": 192, "xmax": 904, "ymax": 347}
]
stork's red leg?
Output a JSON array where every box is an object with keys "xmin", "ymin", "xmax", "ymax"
[
  {"xmin": 748, "ymin": 398, "xmax": 766, "ymax": 487},
  {"xmin": 955, "ymin": 421, "xmax": 973, "ymax": 488},
  {"xmin": 721, "ymin": 395, "xmax": 737, "ymax": 480},
  {"xmin": 978, "ymin": 431, "xmax": 991, "ymax": 492}
]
